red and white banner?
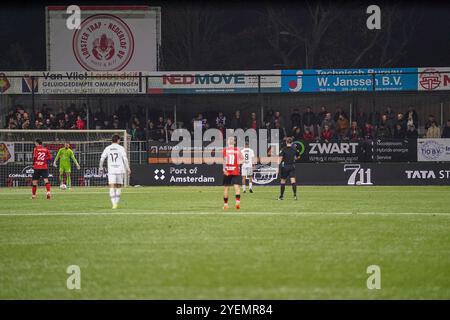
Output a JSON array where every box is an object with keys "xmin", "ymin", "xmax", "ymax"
[
  {"xmin": 418, "ymin": 67, "xmax": 450, "ymax": 91},
  {"xmin": 46, "ymin": 6, "xmax": 161, "ymax": 72}
]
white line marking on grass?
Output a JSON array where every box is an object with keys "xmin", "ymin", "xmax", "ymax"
[
  {"xmin": 0, "ymin": 211, "xmax": 449, "ymax": 217},
  {"xmin": 1, "ymin": 189, "xmax": 450, "ymax": 195}
]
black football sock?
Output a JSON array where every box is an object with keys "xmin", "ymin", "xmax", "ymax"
[
  {"xmin": 292, "ymin": 183, "xmax": 297, "ymax": 196},
  {"xmin": 224, "ymin": 197, "xmax": 228, "ymax": 204},
  {"xmin": 280, "ymin": 183, "xmax": 285, "ymax": 197}
]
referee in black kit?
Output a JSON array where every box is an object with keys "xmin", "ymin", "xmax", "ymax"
[{"xmin": 278, "ymin": 137, "xmax": 300, "ymax": 200}]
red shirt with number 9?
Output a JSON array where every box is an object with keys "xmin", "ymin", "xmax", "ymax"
[
  {"xmin": 223, "ymin": 147, "xmax": 242, "ymax": 176},
  {"xmin": 33, "ymin": 146, "xmax": 52, "ymax": 170}
]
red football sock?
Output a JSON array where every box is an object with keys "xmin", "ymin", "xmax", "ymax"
[
  {"xmin": 32, "ymin": 185, "xmax": 37, "ymax": 196},
  {"xmin": 45, "ymin": 183, "xmax": 51, "ymax": 192}
]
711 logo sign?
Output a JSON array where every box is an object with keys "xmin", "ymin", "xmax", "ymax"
[{"xmin": 344, "ymin": 164, "xmax": 373, "ymax": 185}]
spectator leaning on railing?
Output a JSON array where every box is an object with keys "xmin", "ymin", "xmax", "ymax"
[{"xmin": 426, "ymin": 121, "xmax": 441, "ymax": 138}]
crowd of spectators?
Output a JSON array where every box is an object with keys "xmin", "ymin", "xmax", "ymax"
[
  {"xmin": 3, "ymin": 104, "xmax": 178, "ymax": 142},
  {"xmin": 4, "ymin": 103, "xmax": 450, "ymax": 142},
  {"xmin": 5, "ymin": 104, "xmax": 88, "ymax": 131},
  {"xmin": 263, "ymin": 106, "xmax": 450, "ymax": 142}
]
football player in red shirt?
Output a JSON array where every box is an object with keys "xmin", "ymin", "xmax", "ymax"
[
  {"xmin": 31, "ymin": 138, "xmax": 53, "ymax": 199},
  {"xmin": 222, "ymin": 137, "xmax": 244, "ymax": 210}
]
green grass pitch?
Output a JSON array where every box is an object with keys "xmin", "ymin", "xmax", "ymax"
[{"xmin": 0, "ymin": 185, "xmax": 449, "ymax": 299}]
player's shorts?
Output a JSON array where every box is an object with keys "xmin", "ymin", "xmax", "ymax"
[
  {"xmin": 59, "ymin": 165, "xmax": 71, "ymax": 173},
  {"xmin": 108, "ymin": 173, "xmax": 124, "ymax": 185},
  {"xmin": 32, "ymin": 169, "xmax": 49, "ymax": 180},
  {"xmin": 223, "ymin": 174, "xmax": 241, "ymax": 186},
  {"xmin": 241, "ymin": 166, "xmax": 253, "ymax": 177},
  {"xmin": 280, "ymin": 165, "xmax": 296, "ymax": 180}
]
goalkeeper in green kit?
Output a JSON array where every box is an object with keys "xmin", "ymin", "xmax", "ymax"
[{"xmin": 53, "ymin": 142, "xmax": 80, "ymax": 189}]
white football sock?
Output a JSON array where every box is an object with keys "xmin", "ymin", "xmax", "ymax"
[
  {"xmin": 116, "ymin": 188, "xmax": 121, "ymax": 205},
  {"xmin": 109, "ymin": 188, "xmax": 115, "ymax": 205},
  {"xmin": 249, "ymin": 181, "xmax": 253, "ymax": 190}
]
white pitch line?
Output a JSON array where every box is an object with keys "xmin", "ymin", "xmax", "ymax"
[
  {"xmin": 1, "ymin": 189, "xmax": 450, "ymax": 195},
  {"xmin": 0, "ymin": 211, "xmax": 449, "ymax": 217}
]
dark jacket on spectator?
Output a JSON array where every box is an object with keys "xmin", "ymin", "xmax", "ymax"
[
  {"xmin": 349, "ymin": 126, "xmax": 362, "ymax": 140},
  {"xmin": 376, "ymin": 125, "xmax": 392, "ymax": 138},
  {"xmin": 355, "ymin": 112, "xmax": 367, "ymax": 129},
  {"xmin": 406, "ymin": 128, "xmax": 419, "ymax": 139},
  {"xmin": 230, "ymin": 116, "xmax": 243, "ymax": 130},
  {"xmin": 291, "ymin": 112, "xmax": 302, "ymax": 129},
  {"xmin": 442, "ymin": 125, "xmax": 450, "ymax": 138},
  {"xmin": 393, "ymin": 126, "xmax": 406, "ymax": 139},
  {"xmin": 302, "ymin": 111, "xmax": 316, "ymax": 127}
]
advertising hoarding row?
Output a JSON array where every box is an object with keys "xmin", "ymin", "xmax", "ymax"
[
  {"xmin": 2, "ymin": 162, "xmax": 449, "ymax": 187},
  {"xmin": 1, "ymin": 68, "xmax": 449, "ymax": 95},
  {"xmin": 128, "ymin": 162, "xmax": 450, "ymax": 186}
]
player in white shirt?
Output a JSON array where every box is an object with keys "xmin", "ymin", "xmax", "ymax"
[
  {"xmin": 99, "ymin": 134, "xmax": 131, "ymax": 209},
  {"xmin": 241, "ymin": 142, "xmax": 256, "ymax": 193}
]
